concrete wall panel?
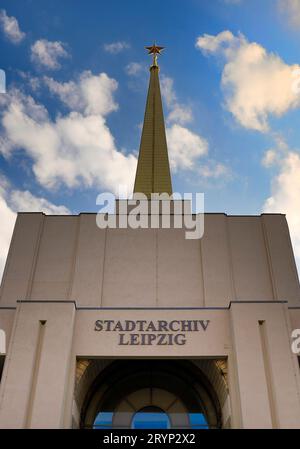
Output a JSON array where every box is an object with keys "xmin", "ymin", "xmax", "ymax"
[
  {"xmin": 0, "ymin": 214, "xmax": 44, "ymax": 306},
  {"xmin": 157, "ymin": 228, "xmax": 204, "ymax": 307},
  {"xmin": 102, "ymin": 228, "xmax": 156, "ymax": 307},
  {"xmin": 30, "ymin": 217, "xmax": 78, "ymax": 300},
  {"xmin": 228, "ymin": 217, "xmax": 274, "ymax": 301},
  {"xmin": 262, "ymin": 215, "xmax": 300, "ymax": 306},
  {"xmin": 70, "ymin": 214, "xmax": 106, "ymax": 307}
]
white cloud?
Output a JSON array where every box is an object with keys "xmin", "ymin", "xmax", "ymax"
[
  {"xmin": 199, "ymin": 161, "xmax": 230, "ymax": 179},
  {"xmin": 167, "ymin": 104, "xmax": 193, "ymax": 125},
  {"xmin": 159, "ymin": 75, "xmax": 228, "ymax": 178},
  {"xmin": 0, "ymin": 72, "xmax": 137, "ymax": 194},
  {"xmin": 279, "ymin": 0, "xmax": 300, "ymax": 28},
  {"xmin": 161, "ymin": 76, "xmax": 193, "ymax": 125},
  {"xmin": 166, "ymin": 124, "xmax": 208, "ymax": 171},
  {"xmin": 103, "ymin": 41, "xmax": 130, "ymax": 54},
  {"xmin": 196, "ymin": 30, "xmax": 235, "ymax": 54},
  {"xmin": 160, "ymin": 76, "xmax": 177, "ymax": 106},
  {"xmin": 263, "ymin": 148, "xmax": 300, "ymax": 270},
  {"xmin": 31, "ymin": 39, "xmax": 69, "ymax": 70},
  {"xmin": 18, "ymin": 70, "xmax": 41, "ymax": 91},
  {"xmin": 196, "ymin": 30, "xmax": 300, "ymax": 132},
  {"xmin": 44, "ymin": 71, "xmax": 118, "ymax": 115},
  {"xmin": 262, "ymin": 134, "xmax": 289, "ymax": 168},
  {"xmin": 125, "ymin": 62, "xmax": 144, "ymax": 76},
  {"xmin": 0, "ymin": 9, "xmax": 25, "ymax": 44},
  {"xmin": 262, "ymin": 149, "xmax": 278, "ymax": 167},
  {"xmin": 166, "ymin": 123, "xmax": 229, "ymax": 180},
  {"xmin": 9, "ymin": 190, "xmax": 70, "ymax": 214}
]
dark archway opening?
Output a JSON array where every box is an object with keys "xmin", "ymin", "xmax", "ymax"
[{"xmin": 79, "ymin": 359, "xmax": 224, "ymax": 429}]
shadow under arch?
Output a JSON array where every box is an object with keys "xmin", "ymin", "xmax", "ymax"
[{"xmin": 76, "ymin": 359, "xmax": 227, "ymax": 429}]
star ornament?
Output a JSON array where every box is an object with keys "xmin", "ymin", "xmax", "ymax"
[{"xmin": 145, "ymin": 44, "xmax": 165, "ymax": 55}]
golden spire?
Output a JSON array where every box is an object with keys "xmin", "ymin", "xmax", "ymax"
[{"xmin": 133, "ymin": 44, "xmax": 172, "ymax": 197}]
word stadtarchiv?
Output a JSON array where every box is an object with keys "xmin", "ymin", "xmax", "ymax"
[{"xmin": 94, "ymin": 319, "xmax": 210, "ymax": 346}]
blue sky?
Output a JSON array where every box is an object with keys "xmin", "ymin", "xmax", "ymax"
[{"xmin": 0, "ymin": 0, "xmax": 300, "ymax": 275}]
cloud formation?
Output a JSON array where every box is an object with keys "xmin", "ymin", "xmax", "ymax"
[
  {"xmin": 197, "ymin": 30, "xmax": 300, "ymax": 266},
  {"xmin": 0, "ymin": 71, "xmax": 137, "ymax": 194},
  {"xmin": 44, "ymin": 71, "xmax": 118, "ymax": 115},
  {"xmin": 196, "ymin": 30, "xmax": 300, "ymax": 131},
  {"xmin": 125, "ymin": 62, "xmax": 144, "ymax": 76},
  {"xmin": 160, "ymin": 75, "xmax": 229, "ymax": 179},
  {"xmin": 263, "ymin": 143, "xmax": 300, "ymax": 270},
  {"xmin": 134, "ymin": 63, "xmax": 230, "ymax": 179},
  {"xmin": 31, "ymin": 39, "xmax": 69, "ymax": 70},
  {"xmin": 9, "ymin": 190, "xmax": 70, "ymax": 214},
  {"xmin": 0, "ymin": 9, "xmax": 25, "ymax": 44},
  {"xmin": 161, "ymin": 75, "xmax": 193, "ymax": 125},
  {"xmin": 103, "ymin": 41, "xmax": 130, "ymax": 54},
  {"xmin": 166, "ymin": 124, "xmax": 208, "ymax": 172}
]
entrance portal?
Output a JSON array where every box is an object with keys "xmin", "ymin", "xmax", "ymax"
[{"xmin": 74, "ymin": 359, "xmax": 229, "ymax": 429}]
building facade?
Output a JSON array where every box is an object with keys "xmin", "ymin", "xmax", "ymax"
[{"xmin": 0, "ymin": 46, "xmax": 300, "ymax": 429}]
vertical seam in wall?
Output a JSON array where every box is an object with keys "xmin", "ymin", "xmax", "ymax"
[
  {"xmin": 199, "ymin": 237, "xmax": 206, "ymax": 307},
  {"xmin": 258, "ymin": 320, "xmax": 278, "ymax": 428},
  {"xmin": 25, "ymin": 320, "xmax": 47, "ymax": 428},
  {"xmin": 67, "ymin": 216, "xmax": 81, "ymax": 300},
  {"xmin": 100, "ymin": 227, "xmax": 108, "ymax": 307},
  {"xmin": 228, "ymin": 312, "xmax": 243, "ymax": 428},
  {"xmin": 26, "ymin": 215, "xmax": 45, "ymax": 300},
  {"xmin": 261, "ymin": 218, "xmax": 277, "ymax": 301},
  {"xmin": 64, "ymin": 353, "xmax": 77, "ymax": 429},
  {"xmin": 225, "ymin": 218, "xmax": 236, "ymax": 301},
  {"xmin": 61, "ymin": 308, "xmax": 76, "ymax": 428}
]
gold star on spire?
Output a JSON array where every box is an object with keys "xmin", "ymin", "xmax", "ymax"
[{"xmin": 145, "ymin": 43, "xmax": 165, "ymax": 67}]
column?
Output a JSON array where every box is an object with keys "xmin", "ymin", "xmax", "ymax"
[{"xmin": 0, "ymin": 301, "xmax": 75, "ymax": 428}]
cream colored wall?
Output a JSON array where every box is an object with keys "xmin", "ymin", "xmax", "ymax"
[
  {"xmin": 30, "ymin": 217, "xmax": 79, "ymax": 300},
  {"xmin": 0, "ymin": 209, "xmax": 300, "ymax": 428},
  {"xmin": 228, "ymin": 217, "xmax": 274, "ymax": 300},
  {"xmin": 229, "ymin": 302, "xmax": 300, "ymax": 428},
  {"xmin": 0, "ymin": 302, "xmax": 75, "ymax": 429},
  {"xmin": 0, "ymin": 302, "xmax": 299, "ymax": 428},
  {"xmin": 0, "ymin": 211, "xmax": 299, "ymax": 308}
]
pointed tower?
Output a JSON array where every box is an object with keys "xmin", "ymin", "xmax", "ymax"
[{"xmin": 133, "ymin": 44, "xmax": 173, "ymax": 198}]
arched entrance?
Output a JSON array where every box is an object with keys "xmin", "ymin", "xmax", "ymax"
[{"xmin": 74, "ymin": 359, "xmax": 229, "ymax": 429}]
